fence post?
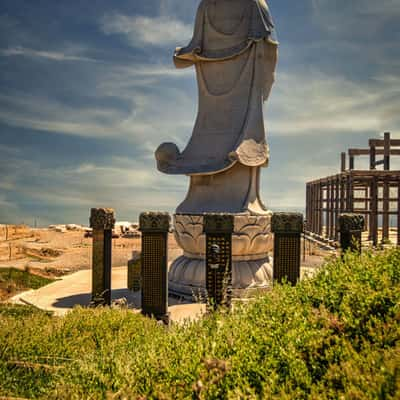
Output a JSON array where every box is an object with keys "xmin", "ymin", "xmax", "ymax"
[
  {"xmin": 90, "ymin": 208, "xmax": 115, "ymax": 306},
  {"xmin": 338, "ymin": 213, "xmax": 364, "ymax": 253},
  {"xmin": 139, "ymin": 212, "xmax": 170, "ymax": 324},
  {"xmin": 203, "ymin": 214, "xmax": 234, "ymax": 311},
  {"xmin": 271, "ymin": 213, "xmax": 303, "ymax": 285}
]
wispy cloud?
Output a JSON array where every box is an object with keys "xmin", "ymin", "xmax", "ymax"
[
  {"xmin": 100, "ymin": 14, "xmax": 192, "ymax": 46},
  {"xmin": 0, "ymin": 46, "xmax": 98, "ymax": 62},
  {"xmin": 0, "ymin": 149, "xmax": 186, "ymax": 224},
  {"xmin": 268, "ymin": 70, "xmax": 400, "ymax": 137},
  {"xmin": 311, "ymin": 0, "xmax": 400, "ymax": 37}
]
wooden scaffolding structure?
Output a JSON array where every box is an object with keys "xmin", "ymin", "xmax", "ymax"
[{"xmin": 306, "ymin": 132, "xmax": 400, "ymax": 246}]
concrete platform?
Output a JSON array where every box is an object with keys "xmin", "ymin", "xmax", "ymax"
[{"xmin": 9, "ymin": 266, "xmax": 206, "ymax": 323}]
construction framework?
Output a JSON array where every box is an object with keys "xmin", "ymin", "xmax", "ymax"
[{"xmin": 306, "ymin": 132, "xmax": 400, "ymax": 246}]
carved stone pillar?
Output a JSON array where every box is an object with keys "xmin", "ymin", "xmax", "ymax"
[
  {"xmin": 204, "ymin": 214, "xmax": 234, "ymax": 310},
  {"xmin": 90, "ymin": 208, "xmax": 115, "ymax": 306},
  {"xmin": 127, "ymin": 251, "xmax": 141, "ymax": 292},
  {"xmin": 271, "ymin": 213, "xmax": 303, "ymax": 285},
  {"xmin": 338, "ymin": 213, "xmax": 364, "ymax": 253},
  {"xmin": 139, "ymin": 212, "xmax": 170, "ymax": 324}
]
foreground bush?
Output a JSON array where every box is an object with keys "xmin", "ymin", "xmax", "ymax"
[{"xmin": 1, "ymin": 249, "xmax": 399, "ymax": 399}]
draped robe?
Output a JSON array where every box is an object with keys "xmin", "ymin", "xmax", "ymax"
[{"xmin": 156, "ymin": 0, "xmax": 278, "ymax": 177}]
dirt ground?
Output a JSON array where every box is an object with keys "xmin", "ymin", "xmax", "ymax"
[{"xmin": 0, "ymin": 229, "xmax": 182, "ymax": 277}]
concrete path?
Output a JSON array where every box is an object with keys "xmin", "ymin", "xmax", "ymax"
[{"xmin": 10, "ymin": 266, "xmax": 206, "ymax": 323}]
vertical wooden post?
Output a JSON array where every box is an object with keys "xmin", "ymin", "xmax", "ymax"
[
  {"xmin": 90, "ymin": 208, "xmax": 115, "ymax": 306},
  {"xmin": 341, "ymin": 152, "xmax": 346, "ymax": 172},
  {"xmin": 370, "ymin": 146, "xmax": 376, "ymax": 170},
  {"xmin": 335, "ymin": 176, "xmax": 340, "ymax": 240},
  {"xmin": 384, "ymin": 132, "xmax": 391, "ymax": 171},
  {"xmin": 139, "ymin": 212, "xmax": 170, "ymax": 324},
  {"xmin": 371, "ymin": 177, "xmax": 378, "ymax": 246},
  {"xmin": 382, "ymin": 177, "xmax": 390, "ymax": 242},
  {"xmin": 310, "ymin": 184, "xmax": 315, "ymax": 233},
  {"xmin": 349, "ymin": 154, "xmax": 355, "ymax": 170},
  {"xmin": 306, "ymin": 184, "xmax": 310, "ymax": 231},
  {"xmin": 340, "ymin": 176, "xmax": 345, "ymax": 214},
  {"xmin": 272, "ymin": 213, "xmax": 303, "ymax": 285},
  {"xmin": 314, "ymin": 183, "xmax": 321, "ymax": 233},
  {"xmin": 348, "ymin": 176, "xmax": 354, "ymax": 213},
  {"xmin": 397, "ymin": 182, "xmax": 400, "ymax": 247},
  {"xmin": 326, "ymin": 180, "xmax": 331, "ymax": 239},
  {"xmin": 364, "ymin": 185, "xmax": 369, "ymax": 231},
  {"xmin": 203, "ymin": 214, "xmax": 234, "ymax": 310},
  {"xmin": 339, "ymin": 214, "xmax": 364, "ymax": 253},
  {"xmin": 311, "ymin": 183, "xmax": 314, "ymax": 233},
  {"xmin": 318, "ymin": 183, "xmax": 324, "ymax": 236},
  {"xmin": 330, "ymin": 178, "xmax": 335, "ymax": 240}
]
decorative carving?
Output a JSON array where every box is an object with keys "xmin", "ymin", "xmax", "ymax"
[
  {"xmin": 203, "ymin": 214, "xmax": 234, "ymax": 234},
  {"xmin": 271, "ymin": 213, "xmax": 303, "ymax": 234},
  {"xmin": 139, "ymin": 212, "xmax": 171, "ymax": 233},
  {"xmin": 174, "ymin": 214, "xmax": 272, "ymax": 259},
  {"xmin": 169, "ymin": 255, "xmax": 273, "ymax": 298},
  {"xmin": 338, "ymin": 214, "xmax": 365, "ymax": 232},
  {"xmin": 90, "ymin": 208, "xmax": 115, "ymax": 230}
]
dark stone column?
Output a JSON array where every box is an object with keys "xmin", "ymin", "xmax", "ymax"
[
  {"xmin": 139, "ymin": 212, "xmax": 170, "ymax": 324},
  {"xmin": 338, "ymin": 213, "xmax": 364, "ymax": 253},
  {"xmin": 271, "ymin": 213, "xmax": 303, "ymax": 285},
  {"xmin": 89, "ymin": 208, "xmax": 115, "ymax": 306},
  {"xmin": 203, "ymin": 214, "xmax": 234, "ymax": 311},
  {"xmin": 127, "ymin": 251, "xmax": 141, "ymax": 292}
]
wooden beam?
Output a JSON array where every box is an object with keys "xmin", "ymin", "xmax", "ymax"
[
  {"xmin": 369, "ymin": 137, "xmax": 400, "ymax": 147},
  {"xmin": 349, "ymin": 149, "xmax": 400, "ymax": 156}
]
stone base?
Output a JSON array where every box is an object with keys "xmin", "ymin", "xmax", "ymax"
[
  {"xmin": 170, "ymin": 212, "xmax": 274, "ymax": 299},
  {"xmin": 169, "ymin": 255, "xmax": 273, "ymax": 299}
]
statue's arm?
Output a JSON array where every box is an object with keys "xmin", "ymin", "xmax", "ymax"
[{"xmin": 173, "ymin": 0, "xmax": 206, "ymax": 68}]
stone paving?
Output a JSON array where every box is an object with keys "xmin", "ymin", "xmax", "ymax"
[{"xmin": 10, "ymin": 266, "xmax": 206, "ymax": 323}]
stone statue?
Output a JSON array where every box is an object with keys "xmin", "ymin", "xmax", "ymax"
[{"xmin": 155, "ymin": 0, "xmax": 278, "ymax": 297}]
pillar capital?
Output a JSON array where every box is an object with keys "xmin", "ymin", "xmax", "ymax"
[
  {"xmin": 90, "ymin": 208, "xmax": 115, "ymax": 230},
  {"xmin": 139, "ymin": 212, "xmax": 170, "ymax": 233},
  {"xmin": 338, "ymin": 213, "xmax": 365, "ymax": 232},
  {"xmin": 271, "ymin": 213, "xmax": 303, "ymax": 234}
]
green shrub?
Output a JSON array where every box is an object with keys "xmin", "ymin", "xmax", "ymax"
[{"xmin": 0, "ymin": 249, "xmax": 399, "ymax": 399}]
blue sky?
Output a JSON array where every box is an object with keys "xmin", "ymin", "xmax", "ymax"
[{"xmin": 0, "ymin": 0, "xmax": 399, "ymax": 226}]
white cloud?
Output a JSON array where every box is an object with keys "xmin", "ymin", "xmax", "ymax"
[
  {"xmin": 100, "ymin": 14, "xmax": 192, "ymax": 46},
  {"xmin": 311, "ymin": 0, "xmax": 400, "ymax": 36},
  {"xmin": 0, "ymin": 46, "xmax": 98, "ymax": 62},
  {"xmin": 0, "ymin": 149, "xmax": 187, "ymax": 224},
  {"xmin": 267, "ymin": 70, "xmax": 400, "ymax": 137}
]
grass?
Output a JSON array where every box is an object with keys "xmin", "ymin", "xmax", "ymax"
[
  {"xmin": 0, "ymin": 249, "xmax": 399, "ymax": 399},
  {"xmin": 0, "ymin": 267, "xmax": 54, "ymax": 301}
]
